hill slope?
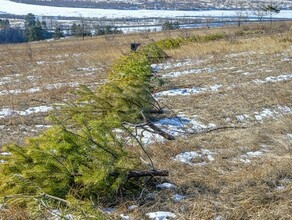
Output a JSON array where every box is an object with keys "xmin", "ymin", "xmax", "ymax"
[{"xmin": 0, "ymin": 22, "xmax": 291, "ymax": 219}]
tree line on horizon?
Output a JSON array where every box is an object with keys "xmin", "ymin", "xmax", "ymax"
[{"xmin": 0, "ymin": 13, "xmax": 123, "ymax": 44}]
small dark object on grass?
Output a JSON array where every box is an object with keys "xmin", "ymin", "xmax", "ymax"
[{"xmin": 131, "ymin": 43, "xmax": 141, "ymax": 51}]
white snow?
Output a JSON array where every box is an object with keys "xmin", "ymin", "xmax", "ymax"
[
  {"xmin": 153, "ymin": 117, "xmax": 215, "ymax": 136},
  {"xmin": 77, "ymin": 67, "xmax": 99, "ymax": 72},
  {"xmin": 253, "ymin": 73, "xmax": 292, "ymax": 84},
  {"xmin": 235, "ymin": 106, "xmax": 292, "ymax": 123},
  {"xmin": 239, "ymin": 158, "xmax": 252, "ymax": 164},
  {"xmin": 0, "ymin": 152, "xmax": 11, "ymax": 156},
  {"xmin": 154, "ymin": 87, "xmax": 206, "ymax": 96},
  {"xmin": 26, "ymin": 75, "xmax": 40, "ymax": 81},
  {"xmin": 102, "ymin": 208, "xmax": 115, "ymax": 214},
  {"xmin": 120, "ymin": 214, "xmax": 131, "ymax": 220},
  {"xmin": 162, "ymin": 67, "xmax": 215, "ymax": 78},
  {"xmin": 136, "ymin": 116, "xmax": 216, "ymax": 144},
  {"xmin": 49, "ymin": 209, "xmax": 74, "ymax": 220},
  {"xmin": 35, "ymin": 125, "xmax": 53, "ymax": 129},
  {"xmin": 128, "ymin": 205, "xmax": 138, "ymax": 211},
  {"xmin": 146, "ymin": 211, "xmax": 176, "ymax": 220},
  {"xmin": 225, "ymin": 51, "xmax": 257, "ymax": 58},
  {"xmin": 151, "ymin": 60, "xmax": 193, "ymax": 72},
  {"xmin": 156, "ymin": 183, "xmax": 176, "ymax": 190},
  {"xmin": 0, "ymin": 82, "xmax": 79, "ymax": 96},
  {"xmin": 173, "ymin": 149, "xmax": 215, "ymax": 166},
  {"xmin": 275, "ymin": 185, "xmax": 285, "ymax": 190},
  {"xmin": 254, "ymin": 106, "xmax": 292, "ymax": 122},
  {"xmin": 239, "ymin": 150, "xmax": 263, "ymax": 163},
  {"xmin": 246, "ymin": 151, "xmax": 263, "ymax": 157},
  {"xmin": 281, "ymin": 57, "xmax": 292, "ymax": 62},
  {"xmin": 172, "ymin": 194, "xmax": 185, "ymax": 202},
  {"xmin": 154, "ymin": 84, "xmax": 222, "ymax": 97},
  {"xmin": 0, "ymin": 106, "xmax": 53, "ymax": 119},
  {"xmin": 254, "ymin": 108, "xmax": 276, "ymax": 121},
  {"xmin": 1, "ymin": 0, "xmax": 292, "ymax": 19},
  {"xmin": 236, "ymin": 114, "xmax": 249, "ymax": 122}
]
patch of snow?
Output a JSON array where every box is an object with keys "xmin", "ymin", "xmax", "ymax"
[
  {"xmin": 253, "ymin": 73, "xmax": 292, "ymax": 84},
  {"xmin": 0, "ymin": 76, "xmax": 13, "ymax": 85},
  {"xmin": 173, "ymin": 149, "xmax": 215, "ymax": 166},
  {"xmin": 239, "ymin": 158, "xmax": 251, "ymax": 164},
  {"xmin": 0, "ymin": 89, "xmax": 21, "ymax": 96},
  {"xmin": 37, "ymin": 61, "xmax": 46, "ymax": 65},
  {"xmin": 254, "ymin": 108, "xmax": 277, "ymax": 121},
  {"xmin": 172, "ymin": 194, "xmax": 185, "ymax": 202},
  {"xmin": 18, "ymin": 106, "xmax": 54, "ymax": 116},
  {"xmin": 154, "ymin": 84, "xmax": 222, "ymax": 97},
  {"xmin": 138, "ymin": 129, "xmax": 166, "ymax": 145},
  {"xmin": 254, "ymin": 106, "xmax": 292, "ymax": 122},
  {"xmin": 156, "ymin": 183, "xmax": 176, "ymax": 190},
  {"xmin": 37, "ymin": 60, "xmax": 65, "ymax": 65},
  {"xmin": 26, "ymin": 75, "xmax": 40, "ymax": 81},
  {"xmin": 209, "ymin": 84, "xmax": 222, "ymax": 91},
  {"xmin": 1, "ymin": 0, "xmax": 292, "ymax": 19},
  {"xmin": 0, "ymin": 125, "xmax": 5, "ymax": 129},
  {"xmin": 0, "ymin": 160, "xmax": 6, "ymax": 163},
  {"xmin": 287, "ymin": 134, "xmax": 292, "ymax": 140},
  {"xmin": 35, "ymin": 125, "xmax": 53, "ymax": 129},
  {"xmin": 242, "ymin": 72, "xmax": 251, "ymax": 76},
  {"xmin": 102, "ymin": 208, "xmax": 115, "ymax": 214},
  {"xmin": 154, "ymin": 116, "xmax": 215, "ymax": 136},
  {"xmin": 146, "ymin": 211, "xmax": 176, "ymax": 220},
  {"xmin": 277, "ymin": 105, "xmax": 292, "ymax": 113},
  {"xmin": 0, "ymin": 108, "xmax": 17, "ymax": 118},
  {"xmin": 151, "ymin": 59, "xmax": 194, "ymax": 72},
  {"xmin": 49, "ymin": 209, "xmax": 74, "ymax": 220},
  {"xmin": 239, "ymin": 150, "xmax": 263, "ymax": 163},
  {"xmin": 276, "ymin": 185, "xmax": 285, "ymax": 190},
  {"xmin": 136, "ymin": 116, "xmax": 215, "ymax": 145},
  {"xmin": 225, "ymin": 51, "xmax": 256, "ymax": 58},
  {"xmin": 154, "ymin": 87, "xmax": 206, "ymax": 97},
  {"xmin": 162, "ymin": 67, "xmax": 215, "ymax": 78},
  {"xmin": 235, "ymin": 106, "xmax": 291, "ymax": 123},
  {"xmin": 27, "ymin": 87, "xmax": 41, "ymax": 93},
  {"xmin": 128, "ymin": 205, "xmax": 138, "ymax": 211},
  {"xmin": 77, "ymin": 67, "xmax": 99, "ymax": 72},
  {"xmin": 215, "ymin": 216, "xmax": 223, "ymax": 220},
  {"xmin": 246, "ymin": 151, "xmax": 263, "ymax": 157},
  {"xmin": 223, "ymin": 66, "xmax": 237, "ymax": 70},
  {"xmin": 236, "ymin": 114, "xmax": 248, "ymax": 122},
  {"xmin": 281, "ymin": 57, "xmax": 292, "ymax": 62},
  {"xmin": 0, "ymin": 82, "xmax": 79, "ymax": 96},
  {"xmin": 45, "ymin": 82, "xmax": 79, "ymax": 90},
  {"xmin": 0, "ymin": 106, "xmax": 53, "ymax": 119},
  {"xmin": 120, "ymin": 214, "xmax": 131, "ymax": 220},
  {"xmin": 0, "ymin": 152, "xmax": 11, "ymax": 156}
]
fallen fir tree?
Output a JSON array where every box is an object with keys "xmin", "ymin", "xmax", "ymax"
[
  {"xmin": 0, "ymin": 33, "xmax": 228, "ymax": 218},
  {"xmin": 0, "ymin": 43, "xmax": 169, "ymax": 218}
]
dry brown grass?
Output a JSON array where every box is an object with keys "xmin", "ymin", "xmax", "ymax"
[{"xmin": 0, "ymin": 22, "xmax": 292, "ymax": 219}]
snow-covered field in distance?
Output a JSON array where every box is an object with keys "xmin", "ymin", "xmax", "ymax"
[{"xmin": 1, "ymin": 0, "xmax": 292, "ymax": 19}]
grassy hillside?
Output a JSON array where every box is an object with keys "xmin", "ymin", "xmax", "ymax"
[{"xmin": 0, "ymin": 22, "xmax": 291, "ymax": 219}]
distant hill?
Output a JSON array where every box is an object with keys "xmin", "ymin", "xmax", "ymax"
[{"xmin": 8, "ymin": 0, "xmax": 292, "ymax": 10}]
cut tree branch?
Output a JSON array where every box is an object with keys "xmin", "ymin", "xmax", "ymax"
[
  {"xmin": 140, "ymin": 111, "xmax": 175, "ymax": 140},
  {"xmin": 128, "ymin": 169, "xmax": 169, "ymax": 178}
]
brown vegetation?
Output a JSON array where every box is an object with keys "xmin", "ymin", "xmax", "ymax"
[{"xmin": 1, "ymin": 22, "xmax": 292, "ymax": 219}]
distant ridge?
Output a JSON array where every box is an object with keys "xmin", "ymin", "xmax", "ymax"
[{"xmin": 9, "ymin": 0, "xmax": 292, "ymax": 10}]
